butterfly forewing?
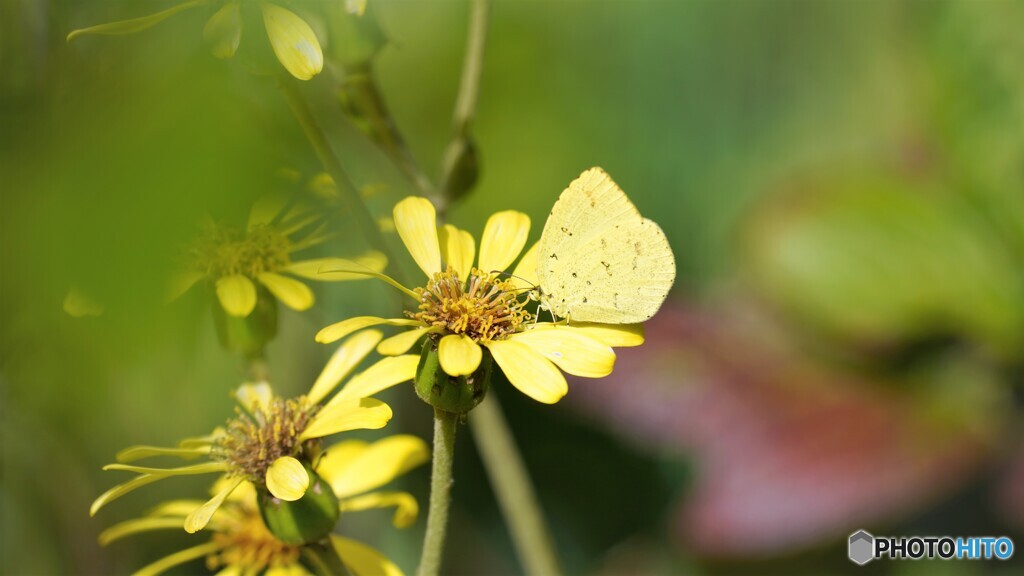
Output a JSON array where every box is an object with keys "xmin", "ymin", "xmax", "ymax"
[{"xmin": 537, "ymin": 168, "xmax": 676, "ymax": 323}]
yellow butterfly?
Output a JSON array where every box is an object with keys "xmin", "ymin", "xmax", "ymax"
[{"xmin": 535, "ymin": 167, "xmax": 676, "ymax": 323}]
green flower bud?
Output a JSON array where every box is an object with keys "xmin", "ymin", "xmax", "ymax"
[
  {"xmin": 258, "ymin": 463, "xmax": 340, "ymax": 546},
  {"xmin": 415, "ymin": 337, "xmax": 492, "ymax": 414}
]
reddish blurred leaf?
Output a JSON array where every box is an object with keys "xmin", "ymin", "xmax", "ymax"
[{"xmin": 571, "ymin": 303, "xmax": 1003, "ymax": 556}]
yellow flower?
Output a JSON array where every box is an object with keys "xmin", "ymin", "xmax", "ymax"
[
  {"xmin": 67, "ymin": 1, "xmax": 324, "ymax": 81},
  {"xmin": 315, "ymin": 197, "xmax": 645, "ymax": 404},
  {"xmin": 98, "ymin": 432, "xmax": 426, "ymax": 576},
  {"xmin": 171, "ymin": 199, "xmax": 387, "ymax": 318},
  {"xmin": 91, "ymin": 330, "xmax": 418, "ymax": 533}
]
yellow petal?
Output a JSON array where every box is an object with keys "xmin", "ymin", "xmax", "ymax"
[
  {"xmin": 260, "ymin": 3, "xmax": 323, "ymax": 81},
  {"xmin": 438, "ymin": 334, "xmax": 482, "ymax": 377},
  {"xmin": 184, "ymin": 477, "xmax": 243, "ymax": 533},
  {"xmin": 393, "ymin": 197, "xmax": 441, "ymax": 277},
  {"xmin": 510, "ymin": 241, "xmax": 540, "ymax": 291},
  {"xmin": 331, "ymin": 536, "xmax": 404, "ymax": 576},
  {"xmin": 63, "ymin": 288, "xmax": 104, "ymax": 317},
  {"xmin": 166, "ymin": 270, "xmax": 205, "ymax": 303},
  {"xmin": 377, "ymin": 327, "xmax": 435, "ymax": 356},
  {"xmin": 555, "ymin": 322, "xmax": 645, "ymax": 347},
  {"xmin": 266, "ymin": 457, "xmax": 310, "ymax": 501},
  {"xmin": 102, "ymin": 462, "xmax": 228, "ymax": 476},
  {"xmin": 67, "ymin": 0, "xmax": 204, "ymax": 42},
  {"xmin": 331, "ymin": 355, "xmax": 419, "ymax": 404},
  {"xmin": 308, "ymin": 329, "xmax": 383, "ymax": 405},
  {"xmin": 99, "ymin": 516, "xmax": 190, "ymax": 546},
  {"xmin": 258, "ymin": 272, "xmax": 314, "ymax": 311},
  {"xmin": 339, "ymin": 491, "xmax": 419, "ymax": 528},
  {"xmin": 316, "ymin": 316, "xmax": 421, "ymax": 344},
  {"xmin": 264, "ymin": 565, "xmax": 307, "ymax": 576},
  {"xmin": 115, "ymin": 445, "xmax": 210, "ymax": 463},
  {"xmin": 438, "ymin": 224, "xmax": 475, "ymax": 281},
  {"xmin": 234, "ymin": 382, "xmax": 274, "ymax": 413},
  {"xmin": 147, "ymin": 499, "xmax": 209, "ymax": 518},
  {"xmin": 510, "ymin": 327, "xmax": 615, "ymax": 378},
  {"xmin": 319, "ymin": 435, "xmax": 429, "ymax": 499},
  {"xmin": 217, "ymin": 566, "xmax": 246, "ymax": 576},
  {"xmin": 203, "ymin": 1, "xmax": 241, "ymax": 59},
  {"xmin": 485, "ymin": 340, "xmax": 567, "ymax": 404},
  {"xmin": 221, "ymin": 477, "xmax": 257, "ymax": 504},
  {"xmin": 285, "ymin": 253, "xmax": 388, "ymax": 281},
  {"xmin": 91, "ymin": 474, "xmax": 164, "ymax": 517},
  {"xmin": 317, "ymin": 439, "xmax": 368, "ymax": 472},
  {"xmin": 216, "ymin": 274, "xmax": 257, "ymax": 317},
  {"xmin": 300, "ymin": 398, "xmax": 392, "ymax": 441},
  {"xmin": 134, "ymin": 542, "xmax": 224, "ymax": 576},
  {"xmin": 478, "ymin": 210, "xmax": 530, "ymax": 273}
]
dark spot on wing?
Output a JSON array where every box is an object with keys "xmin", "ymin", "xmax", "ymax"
[
  {"xmin": 549, "ymin": 253, "xmax": 558, "ymax": 260},
  {"xmin": 571, "ymin": 272, "xmax": 577, "ymax": 278},
  {"xmin": 582, "ymin": 296, "xmax": 588, "ymax": 303},
  {"xmin": 601, "ymin": 261, "xmax": 612, "ymax": 276},
  {"xmin": 560, "ymin": 226, "xmax": 572, "ymax": 236}
]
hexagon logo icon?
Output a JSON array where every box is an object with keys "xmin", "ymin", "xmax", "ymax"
[{"xmin": 848, "ymin": 530, "xmax": 875, "ymax": 565}]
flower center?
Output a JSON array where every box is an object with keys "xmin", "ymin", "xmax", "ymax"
[
  {"xmin": 191, "ymin": 222, "xmax": 292, "ymax": 279},
  {"xmin": 207, "ymin": 507, "xmax": 302, "ymax": 572},
  {"xmin": 212, "ymin": 397, "xmax": 320, "ymax": 484},
  {"xmin": 413, "ymin": 267, "xmax": 530, "ymax": 342}
]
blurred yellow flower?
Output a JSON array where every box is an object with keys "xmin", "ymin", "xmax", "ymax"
[
  {"xmin": 171, "ymin": 199, "xmax": 387, "ymax": 318},
  {"xmin": 315, "ymin": 197, "xmax": 645, "ymax": 404},
  {"xmin": 90, "ymin": 330, "xmax": 418, "ymax": 534},
  {"xmin": 98, "ymin": 433, "xmax": 425, "ymax": 576},
  {"xmin": 67, "ymin": 1, "xmax": 324, "ymax": 81}
]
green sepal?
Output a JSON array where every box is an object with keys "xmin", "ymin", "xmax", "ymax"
[
  {"xmin": 414, "ymin": 337, "xmax": 492, "ymax": 414},
  {"xmin": 213, "ymin": 284, "xmax": 278, "ymax": 358},
  {"xmin": 258, "ymin": 464, "xmax": 340, "ymax": 546}
]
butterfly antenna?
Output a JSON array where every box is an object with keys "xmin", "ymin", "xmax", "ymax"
[{"xmin": 489, "ymin": 270, "xmax": 538, "ymax": 289}]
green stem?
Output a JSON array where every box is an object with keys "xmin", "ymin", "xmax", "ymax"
[
  {"xmin": 470, "ymin": 394, "xmax": 562, "ymax": 575},
  {"xmin": 302, "ymin": 540, "xmax": 352, "ymax": 576},
  {"xmin": 337, "ymin": 65, "xmax": 437, "ymax": 199},
  {"xmin": 277, "ymin": 75, "xmax": 389, "ymax": 257},
  {"xmin": 436, "ymin": 0, "xmax": 492, "ymax": 216},
  {"xmin": 416, "ymin": 409, "xmax": 458, "ymax": 576}
]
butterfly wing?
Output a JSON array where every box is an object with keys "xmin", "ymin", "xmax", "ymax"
[{"xmin": 538, "ymin": 168, "xmax": 675, "ymax": 323}]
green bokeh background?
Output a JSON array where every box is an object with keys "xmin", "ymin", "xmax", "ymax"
[{"xmin": 2, "ymin": 1, "xmax": 1023, "ymax": 574}]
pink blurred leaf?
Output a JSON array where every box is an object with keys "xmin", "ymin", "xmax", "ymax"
[{"xmin": 571, "ymin": 303, "xmax": 1003, "ymax": 556}]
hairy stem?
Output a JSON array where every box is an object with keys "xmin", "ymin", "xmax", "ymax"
[
  {"xmin": 416, "ymin": 409, "xmax": 458, "ymax": 576},
  {"xmin": 470, "ymin": 394, "xmax": 562, "ymax": 575}
]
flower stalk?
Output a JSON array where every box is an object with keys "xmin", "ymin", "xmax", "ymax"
[
  {"xmin": 416, "ymin": 409, "xmax": 458, "ymax": 576},
  {"xmin": 277, "ymin": 75, "xmax": 389, "ymax": 259},
  {"xmin": 436, "ymin": 0, "xmax": 491, "ymax": 214},
  {"xmin": 470, "ymin": 394, "xmax": 562, "ymax": 575}
]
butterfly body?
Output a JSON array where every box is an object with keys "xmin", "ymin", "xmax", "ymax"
[{"xmin": 536, "ymin": 167, "xmax": 676, "ymax": 323}]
